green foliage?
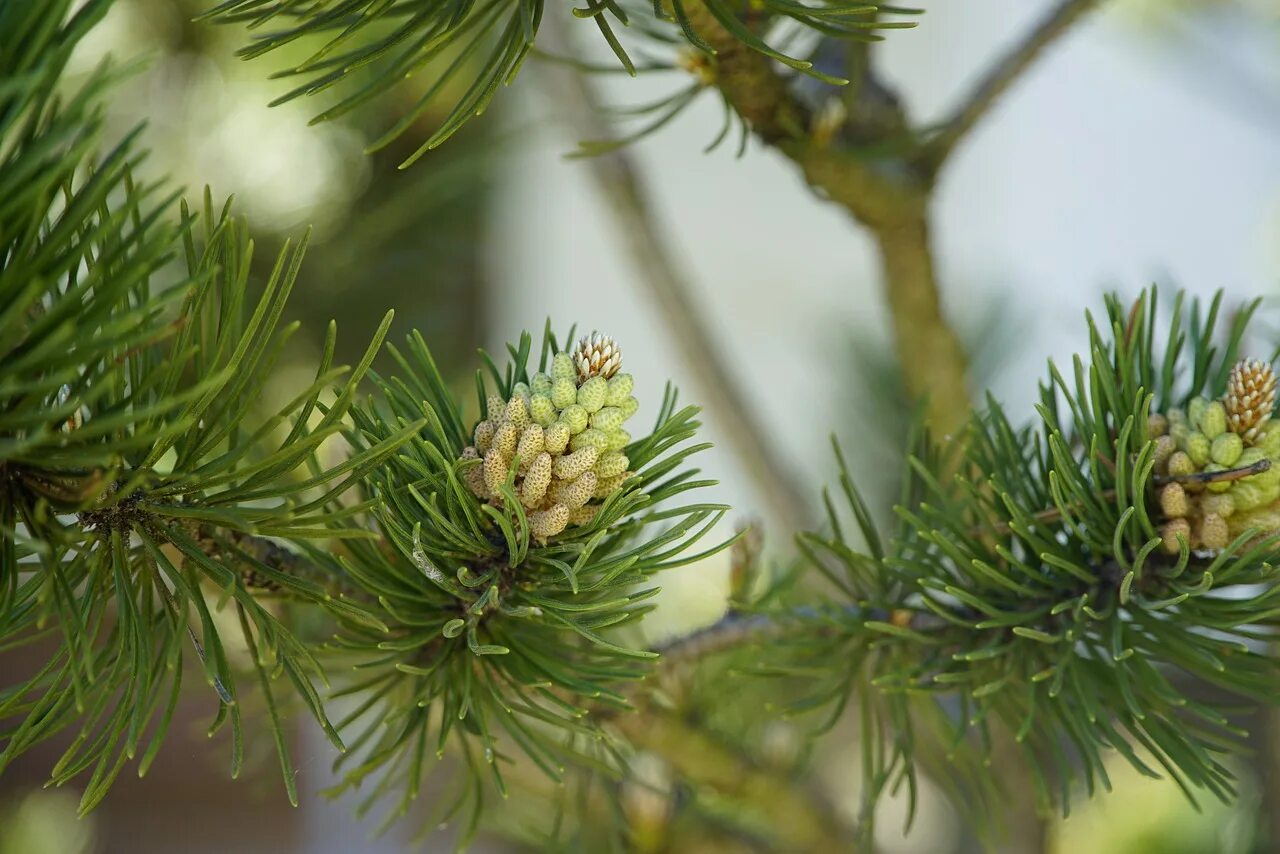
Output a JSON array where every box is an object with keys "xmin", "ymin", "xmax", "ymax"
[
  {"xmin": 2, "ymin": 4, "xmax": 733, "ymax": 833},
  {"xmin": 0, "ymin": 0, "xmax": 409, "ymax": 811},
  {"xmin": 315, "ymin": 326, "xmax": 731, "ymax": 844},
  {"xmin": 781, "ymin": 288, "xmax": 1280, "ymax": 839},
  {"xmin": 201, "ymin": 0, "xmax": 917, "ymax": 162},
  {"xmin": 15, "ymin": 1, "xmax": 1280, "ymax": 849}
]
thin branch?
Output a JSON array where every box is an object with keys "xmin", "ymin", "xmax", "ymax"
[
  {"xmin": 652, "ymin": 603, "xmax": 896, "ymax": 665},
  {"xmin": 663, "ymin": 0, "xmax": 974, "ymax": 438},
  {"xmin": 215, "ymin": 529, "xmax": 364, "ymax": 600},
  {"xmin": 1155, "ymin": 457, "xmax": 1271, "ymax": 486},
  {"xmin": 920, "ymin": 0, "xmax": 1101, "ymax": 175},
  {"xmin": 610, "ymin": 706, "xmax": 860, "ymax": 850},
  {"xmin": 535, "ymin": 22, "xmax": 812, "ymax": 534}
]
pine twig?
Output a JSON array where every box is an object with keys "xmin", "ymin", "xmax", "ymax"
[
  {"xmin": 610, "ymin": 706, "xmax": 859, "ymax": 850},
  {"xmin": 1155, "ymin": 457, "xmax": 1271, "ymax": 486},
  {"xmin": 535, "ymin": 21, "xmax": 812, "ymax": 534},
  {"xmin": 219, "ymin": 529, "xmax": 365, "ymax": 600},
  {"xmin": 967, "ymin": 457, "xmax": 1272, "ymax": 536},
  {"xmin": 919, "ymin": 0, "xmax": 1101, "ymax": 175},
  {"xmin": 653, "ymin": 604, "xmax": 890, "ymax": 665},
  {"xmin": 665, "ymin": 0, "xmax": 974, "ymax": 440}
]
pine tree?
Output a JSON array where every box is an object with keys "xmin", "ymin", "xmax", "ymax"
[{"xmin": 4, "ymin": 0, "xmax": 1279, "ymax": 851}]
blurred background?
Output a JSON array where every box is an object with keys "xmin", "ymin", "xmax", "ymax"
[{"xmin": 4, "ymin": 0, "xmax": 1280, "ymax": 851}]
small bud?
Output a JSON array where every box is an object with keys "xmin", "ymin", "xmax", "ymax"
[
  {"xmin": 1199, "ymin": 513, "xmax": 1229, "ymax": 550},
  {"xmin": 483, "ymin": 448, "xmax": 509, "ymax": 495},
  {"xmin": 1200, "ymin": 401, "xmax": 1227, "ymax": 439},
  {"xmin": 464, "ymin": 465, "xmax": 488, "ymax": 498},
  {"xmin": 551, "ymin": 471, "xmax": 597, "ymax": 509},
  {"xmin": 1253, "ymin": 461, "xmax": 1280, "ymax": 489},
  {"xmin": 570, "ymin": 428, "xmax": 610, "ymax": 452},
  {"xmin": 551, "ymin": 352, "xmax": 576, "ymax": 384},
  {"xmin": 530, "ymin": 504, "xmax": 570, "ymax": 539},
  {"xmin": 1160, "ymin": 518, "xmax": 1193, "ymax": 555},
  {"xmin": 1201, "ymin": 492, "xmax": 1235, "ymax": 518},
  {"xmin": 591, "ymin": 406, "xmax": 624, "ymax": 432},
  {"xmin": 1232, "ymin": 481, "xmax": 1267, "ymax": 510},
  {"xmin": 1158, "ymin": 483, "xmax": 1189, "ymax": 519},
  {"xmin": 1166, "ymin": 451, "xmax": 1195, "ymax": 478},
  {"xmin": 1210, "ymin": 432, "xmax": 1244, "ymax": 467},
  {"xmin": 1205, "ymin": 464, "xmax": 1233, "ymax": 493},
  {"xmin": 1147, "ymin": 412, "xmax": 1168, "ymax": 438},
  {"xmin": 521, "ymin": 453, "xmax": 552, "ymax": 507},
  {"xmin": 516, "ymin": 424, "xmax": 545, "ymax": 467},
  {"xmin": 605, "ymin": 428, "xmax": 631, "ymax": 452},
  {"xmin": 573, "ymin": 332, "xmax": 622, "ymax": 382},
  {"xmin": 1261, "ymin": 424, "xmax": 1280, "ymax": 456},
  {"xmin": 606, "ymin": 373, "xmax": 635, "ymax": 406},
  {"xmin": 492, "ymin": 421, "xmax": 518, "ymax": 459},
  {"xmin": 577, "ymin": 376, "xmax": 608, "ymax": 413},
  {"xmin": 1226, "ymin": 358, "xmax": 1277, "ymax": 443},
  {"xmin": 512, "ymin": 382, "xmax": 531, "ymax": 406},
  {"xmin": 619, "ymin": 395, "xmax": 640, "ymax": 421},
  {"xmin": 553, "ymin": 446, "xmax": 599, "ymax": 480},
  {"xmin": 1185, "ymin": 432, "xmax": 1211, "ymax": 466},
  {"xmin": 1167, "ymin": 407, "xmax": 1187, "ymax": 426},
  {"xmin": 1153, "ymin": 435, "xmax": 1176, "ymax": 473},
  {"xmin": 530, "ymin": 393, "xmax": 557, "ymax": 426},
  {"xmin": 486, "ymin": 394, "xmax": 507, "ymax": 423},
  {"xmin": 1170, "ymin": 422, "xmax": 1191, "ymax": 449},
  {"xmin": 568, "ymin": 505, "xmax": 597, "ymax": 527},
  {"xmin": 474, "ymin": 420, "xmax": 496, "ymax": 453},
  {"xmin": 594, "ymin": 471, "xmax": 631, "ymax": 499},
  {"xmin": 544, "ymin": 421, "xmax": 571, "ymax": 454},
  {"xmin": 1231, "ymin": 508, "xmax": 1280, "ymax": 540},
  {"xmin": 1238, "ymin": 447, "xmax": 1267, "ymax": 470},
  {"xmin": 505, "ymin": 395, "xmax": 530, "ymax": 432},
  {"xmin": 559, "ymin": 404, "xmax": 589, "ymax": 434},
  {"xmin": 1188, "ymin": 396, "xmax": 1209, "ymax": 429},
  {"xmin": 595, "ymin": 451, "xmax": 629, "ymax": 479},
  {"xmin": 552, "ymin": 377, "xmax": 577, "ymax": 409},
  {"xmin": 460, "ymin": 448, "xmax": 487, "ymax": 497},
  {"xmin": 531, "ymin": 372, "xmax": 553, "ymax": 395}
]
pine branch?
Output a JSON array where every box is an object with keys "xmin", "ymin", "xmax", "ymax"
[
  {"xmin": 316, "ymin": 326, "xmax": 738, "ymax": 839},
  {"xmin": 780, "ymin": 288, "xmax": 1280, "ymax": 823},
  {"xmin": 919, "ymin": 0, "xmax": 1101, "ymax": 175},
  {"xmin": 536, "ymin": 23, "xmax": 812, "ymax": 534},
  {"xmin": 653, "ymin": 603, "xmax": 889, "ymax": 665},
  {"xmin": 202, "ymin": 1, "xmax": 913, "ymax": 162},
  {"xmin": 677, "ymin": 0, "xmax": 972, "ymax": 437},
  {"xmin": 611, "ymin": 706, "xmax": 859, "ymax": 850}
]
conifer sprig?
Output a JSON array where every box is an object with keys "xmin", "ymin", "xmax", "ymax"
[
  {"xmin": 0, "ymin": 0, "xmax": 411, "ymax": 809},
  {"xmin": 320, "ymin": 325, "xmax": 733, "ymax": 844},
  {"xmin": 201, "ymin": 0, "xmax": 918, "ymax": 162},
  {"xmin": 766, "ymin": 288, "xmax": 1280, "ymax": 839}
]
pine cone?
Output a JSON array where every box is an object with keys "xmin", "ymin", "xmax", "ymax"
[
  {"xmin": 1225, "ymin": 358, "xmax": 1276, "ymax": 444},
  {"xmin": 573, "ymin": 332, "xmax": 622, "ymax": 382}
]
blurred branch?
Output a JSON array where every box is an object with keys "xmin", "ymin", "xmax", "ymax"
[
  {"xmin": 920, "ymin": 0, "xmax": 1101, "ymax": 175},
  {"xmin": 1264, "ymin": 655, "xmax": 1280, "ymax": 849},
  {"xmin": 653, "ymin": 605, "xmax": 884, "ymax": 665},
  {"xmin": 536, "ymin": 22, "xmax": 812, "ymax": 534},
  {"xmin": 202, "ymin": 529, "xmax": 363, "ymax": 600},
  {"xmin": 611, "ymin": 707, "xmax": 859, "ymax": 850},
  {"xmin": 679, "ymin": 0, "xmax": 973, "ymax": 439}
]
